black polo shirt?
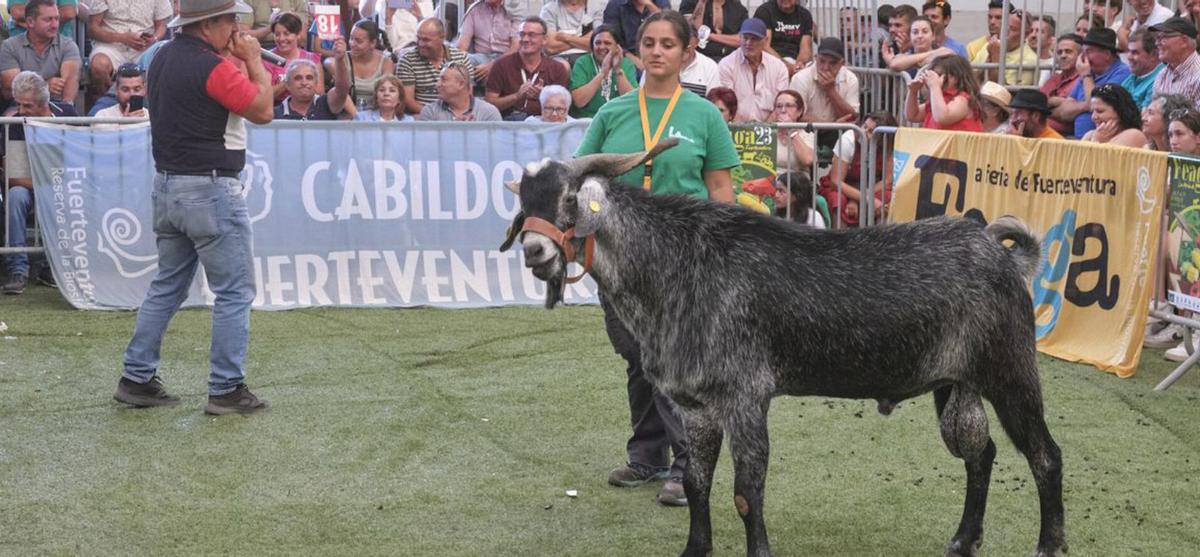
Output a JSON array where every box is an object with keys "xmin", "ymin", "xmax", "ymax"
[{"xmin": 273, "ymin": 95, "xmax": 339, "ymax": 120}]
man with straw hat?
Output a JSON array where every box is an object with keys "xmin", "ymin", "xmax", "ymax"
[{"xmin": 113, "ymin": 0, "xmax": 275, "ymax": 415}]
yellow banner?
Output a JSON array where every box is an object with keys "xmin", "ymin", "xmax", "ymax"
[{"xmin": 891, "ymin": 129, "xmax": 1168, "ymax": 377}]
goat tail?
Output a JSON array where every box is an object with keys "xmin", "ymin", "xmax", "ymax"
[{"xmin": 987, "ymin": 215, "xmax": 1043, "ymax": 283}]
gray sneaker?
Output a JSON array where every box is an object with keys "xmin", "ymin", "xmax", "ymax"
[
  {"xmin": 205, "ymin": 384, "xmax": 269, "ymax": 415},
  {"xmin": 1144, "ymin": 323, "xmax": 1183, "ymax": 349},
  {"xmin": 113, "ymin": 376, "xmax": 181, "ymax": 408},
  {"xmin": 2, "ymin": 273, "xmax": 27, "ymax": 295},
  {"xmin": 607, "ymin": 463, "xmax": 669, "ymax": 487},
  {"xmin": 656, "ymin": 477, "xmax": 688, "ymax": 507}
]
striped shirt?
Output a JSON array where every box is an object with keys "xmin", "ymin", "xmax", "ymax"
[
  {"xmin": 1153, "ymin": 51, "xmax": 1200, "ymax": 111},
  {"xmin": 396, "ymin": 45, "xmax": 475, "ymax": 105}
]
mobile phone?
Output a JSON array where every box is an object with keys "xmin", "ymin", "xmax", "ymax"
[{"xmin": 129, "ymin": 95, "xmax": 145, "ymax": 112}]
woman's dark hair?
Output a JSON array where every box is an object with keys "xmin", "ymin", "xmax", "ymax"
[
  {"xmin": 929, "ymin": 54, "xmax": 982, "ymax": 116},
  {"xmin": 353, "ymin": 18, "xmax": 393, "ymax": 53},
  {"xmin": 591, "ymin": 24, "xmax": 617, "ymax": 50},
  {"xmin": 706, "ymin": 86, "xmax": 738, "ymax": 119},
  {"xmin": 1171, "ymin": 109, "xmax": 1200, "ymax": 135},
  {"xmin": 273, "ymin": 12, "xmax": 303, "ymax": 35},
  {"xmin": 637, "ymin": 9, "xmax": 691, "ymax": 45},
  {"xmin": 1091, "ymin": 84, "xmax": 1142, "ymax": 131},
  {"xmin": 776, "ymin": 171, "xmax": 814, "ymax": 223}
]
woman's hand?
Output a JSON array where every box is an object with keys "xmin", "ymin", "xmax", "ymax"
[{"xmin": 1094, "ymin": 119, "xmax": 1119, "ymax": 143}]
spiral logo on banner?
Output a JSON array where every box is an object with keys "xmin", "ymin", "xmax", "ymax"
[
  {"xmin": 97, "ymin": 208, "xmax": 159, "ymax": 278},
  {"xmin": 243, "ymin": 150, "xmax": 274, "ymax": 224},
  {"xmin": 1137, "ymin": 166, "xmax": 1155, "ymax": 215}
]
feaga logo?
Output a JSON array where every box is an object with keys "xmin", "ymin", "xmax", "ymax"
[
  {"xmin": 242, "ymin": 149, "xmax": 274, "ymax": 223},
  {"xmin": 97, "ymin": 208, "xmax": 158, "ymax": 278},
  {"xmin": 1135, "ymin": 166, "xmax": 1155, "ymax": 215}
]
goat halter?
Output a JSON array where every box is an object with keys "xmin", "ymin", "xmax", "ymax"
[{"xmin": 519, "ymin": 216, "xmax": 595, "ymax": 284}]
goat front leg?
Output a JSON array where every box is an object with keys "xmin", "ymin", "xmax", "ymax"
[
  {"xmin": 679, "ymin": 408, "xmax": 723, "ymax": 557},
  {"xmin": 724, "ymin": 400, "xmax": 772, "ymax": 557}
]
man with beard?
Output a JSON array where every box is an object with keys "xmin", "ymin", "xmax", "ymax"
[
  {"xmin": 397, "ymin": 17, "xmax": 475, "ymax": 116},
  {"xmin": 1007, "ymin": 89, "xmax": 1062, "ymax": 139},
  {"xmin": 93, "ymin": 62, "xmax": 147, "ymax": 118}
]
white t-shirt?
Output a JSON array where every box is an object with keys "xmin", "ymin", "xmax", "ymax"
[
  {"xmin": 540, "ymin": 1, "xmax": 605, "ymax": 56},
  {"xmin": 387, "ymin": 0, "xmax": 437, "ymax": 50},
  {"xmin": 679, "ymin": 51, "xmax": 720, "ymax": 96}
]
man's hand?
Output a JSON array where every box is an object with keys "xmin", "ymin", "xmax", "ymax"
[
  {"xmin": 817, "ymin": 69, "xmax": 836, "ymax": 91},
  {"xmin": 518, "ymin": 79, "xmax": 539, "ymax": 100},
  {"xmin": 120, "ymin": 32, "xmax": 148, "ymax": 50},
  {"xmin": 47, "ymin": 77, "xmax": 66, "ymax": 97},
  {"xmin": 1076, "ymin": 53, "xmax": 1091, "ymax": 77},
  {"xmin": 229, "ymin": 31, "xmax": 263, "ymax": 63},
  {"xmin": 127, "ymin": 108, "xmax": 147, "ymax": 118},
  {"xmin": 986, "ymin": 35, "xmax": 1001, "ymax": 60},
  {"xmin": 476, "ymin": 61, "xmax": 494, "ymax": 80},
  {"xmin": 1009, "ymin": 120, "xmax": 1026, "ymax": 136}
]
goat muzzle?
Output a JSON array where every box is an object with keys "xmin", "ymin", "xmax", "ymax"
[{"xmin": 519, "ymin": 216, "xmax": 595, "ymax": 284}]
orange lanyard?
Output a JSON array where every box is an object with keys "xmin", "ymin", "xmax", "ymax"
[{"xmin": 638, "ymin": 84, "xmax": 682, "ymax": 191}]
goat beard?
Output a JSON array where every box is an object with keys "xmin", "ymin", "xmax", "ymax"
[{"xmin": 544, "ymin": 274, "xmax": 565, "ymax": 309}]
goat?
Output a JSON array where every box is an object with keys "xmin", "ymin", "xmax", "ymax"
[{"xmin": 499, "ymin": 141, "xmax": 1066, "ymax": 557}]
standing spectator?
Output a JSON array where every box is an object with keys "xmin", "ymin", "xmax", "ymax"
[
  {"xmin": 1028, "ymin": 15, "xmax": 1057, "ymax": 81},
  {"xmin": 967, "ymin": 0, "xmax": 1005, "ymax": 62},
  {"xmin": 0, "ymin": 0, "xmax": 80, "ymax": 103},
  {"xmin": 274, "ymin": 38, "xmax": 350, "ymax": 120},
  {"xmin": 1007, "ymin": 89, "xmax": 1063, "ymax": 139},
  {"xmin": 1141, "ymin": 94, "xmax": 1193, "ymax": 150},
  {"xmin": 705, "ymin": 85, "xmax": 736, "ymax": 123},
  {"xmin": 355, "ymin": 75, "xmax": 412, "ymax": 121},
  {"xmin": 922, "ymin": 0, "xmax": 966, "ymax": 58},
  {"xmin": 1042, "ymin": 33, "xmax": 1082, "ymax": 136},
  {"xmin": 1150, "ymin": 17, "xmax": 1200, "ymax": 110},
  {"xmin": 238, "ymin": 0, "xmax": 309, "ymax": 49},
  {"xmin": 114, "ymin": 0, "xmax": 274, "ymax": 414},
  {"xmin": 1168, "ymin": 109, "xmax": 1200, "ymax": 155},
  {"xmin": 1080, "ymin": 84, "xmax": 1146, "ymax": 147},
  {"xmin": 568, "ymin": 24, "xmax": 635, "ymax": 118},
  {"xmin": 1, "ymin": 71, "xmax": 76, "ymax": 295},
  {"xmin": 790, "ymin": 37, "xmax": 858, "ymax": 124},
  {"xmin": 602, "ymin": 0, "xmax": 669, "ymax": 68},
  {"xmin": 541, "ymin": 0, "xmax": 604, "ymax": 58},
  {"xmin": 753, "ymin": 0, "xmax": 813, "ymax": 74},
  {"xmin": 680, "ymin": 0, "xmax": 748, "ymax": 63},
  {"xmin": 87, "ymin": 0, "xmax": 173, "ymax": 98},
  {"xmin": 484, "ymin": 16, "xmax": 570, "ymax": 121},
  {"xmin": 7, "ymin": 0, "xmax": 77, "ymax": 40},
  {"xmin": 1120, "ymin": 27, "xmax": 1163, "ymax": 109},
  {"xmin": 525, "ymin": 84, "xmax": 572, "ymax": 122},
  {"xmin": 883, "ymin": 15, "xmax": 953, "ymax": 77},
  {"xmin": 717, "ymin": 17, "xmax": 787, "ymax": 122},
  {"xmin": 1182, "ymin": 0, "xmax": 1200, "ymax": 34},
  {"xmin": 458, "ymin": 0, "xmax": 518, "ymax": 81},
  {"xmin": 677, "ymin": 24, "xmax": 720, "ymax": 95},
  {"xmin": 886, "ymin": 4, "xmax": 916, "ymax": 56},
  {"xmin": 1092, "ymin": 0, "xmax": 1123, "ymax": 30},
  {"xmin": 1054, "ymin": 27, "xmax": 1130, "ymax": 139},
  {"xmin": 973, "ymin": 9, "xmax": 1039, "ymax": 86},
  {"xmin": 93, "ymin": 63, "xmax": 146, "ymax": 118},
  {"xmin": 417, "ymin": 62, "xmax": 502, "ymax": 121},
  {"xmin": 1117, "ymin": 0, "xmax": 1173, "ymax": 52},
  {"xmin": 336, "ymin": 19, "xmax": 394, "ymax": 109},
  {"xmin": 265, "ymin": 12, "xmax": 324, "ymax": 102},
  {"xmin": 397, "ymin": 18, "xmax": 474, "ymax": 116},
  {"xmin": 904, "ymin": 54, "xmax": 983, "ymax": 132}
]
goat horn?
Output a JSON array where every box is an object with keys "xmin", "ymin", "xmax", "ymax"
[{"xmin": 568, "ymin": 138, "xmax": 680, "ymax": 178}]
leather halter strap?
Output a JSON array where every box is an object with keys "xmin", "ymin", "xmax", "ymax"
[{"xmin": 519, "ymin": 216, "xmax": 595, "ymax": 284}]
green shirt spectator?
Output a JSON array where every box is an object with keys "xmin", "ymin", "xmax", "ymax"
[{"xmin": 568, "ymin": 50, "xmax": 637, "ymax": 119}]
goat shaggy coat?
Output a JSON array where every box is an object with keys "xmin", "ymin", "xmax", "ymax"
[{"xmin": 501, "ymin": 143, "xmax": 1066, "ymax": 557}]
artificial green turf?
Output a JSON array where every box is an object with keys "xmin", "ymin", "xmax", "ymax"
[{"xmin": 2, "ymin": 284, "xmax": 1199, "ymax": 556}]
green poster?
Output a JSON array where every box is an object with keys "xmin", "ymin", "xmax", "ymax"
[
  {"xmin": 729, "ymin": 123, "xmax": 778, "ymax": 214},
  {"xmin": 1167, "ymin": 154, "xmax": 1200, "ymax": 312}
]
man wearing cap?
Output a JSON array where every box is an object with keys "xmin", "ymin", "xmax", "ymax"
[
  {"xmin": 788, "ymin": 37, "xmax": 858, "ymax": 124},
  {"xmin": 1150, "ymin": 16, "xmax": 1200, "ymax": 110},
  {"xmin": 113, "ymin": 0, "xmax": 275, "ymax": 415},
  {"xmin": 717, "ymin": 18, "xmax": 788, "ymax": 121},
  {"xmin": 1008, "ymin": 89, "xmax": 1062, "ymax": 140},
  {"xmin": 1120, "ymin": 27, "xmax": 1163, "ymax": 109},
  {"xmin": 1053, "ymin": 27, "xmax": 1130, "ymax": 139}
]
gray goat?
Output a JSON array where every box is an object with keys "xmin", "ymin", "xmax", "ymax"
[{"xmin": 499, "ymin": 141, "xmax": 1065, "ymax": 557}]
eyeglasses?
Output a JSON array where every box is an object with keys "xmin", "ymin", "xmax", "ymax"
[{"xmin": 543, "ymin": 106, "xmax": 568, "ymax": 114}]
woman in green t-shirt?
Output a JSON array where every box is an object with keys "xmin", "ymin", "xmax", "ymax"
[
  {"xmin": 574, "ymin": 10, "xmax": 740, "ymax": 508},
  {"xmin": 568, "ymin": 25, "xmax": 637, "ymax": 119}
]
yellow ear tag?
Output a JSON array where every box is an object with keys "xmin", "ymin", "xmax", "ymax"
[{"xmin": 589, "ymin": 200, "xmax": 601, "ymax": 213}]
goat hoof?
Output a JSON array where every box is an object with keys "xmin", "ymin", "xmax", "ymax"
[
  {"xmin": 678, "ymin": 545, "xmax": 712, "ymax": 557},
  {"xmin": 1031, "ymin": 544, "xmax": 1068, "ymax": 557},
  {"xmin": 876, "ymin": 399, "xmax": 896, "ymax": 415},
  {"xmin": 945, "ymin": 537, "xmax": 982, "ymax": 557}
]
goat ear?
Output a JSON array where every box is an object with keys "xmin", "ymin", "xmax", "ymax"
[
  {"xmin": 505, "ymin": 179, "xmax": 520, "ymax": 194},
  {"xmin": 499, "ymin": 211, "xmax": 525, "ymax": 252},
  {"xmin": 568, "ymin": 138, "xmax": 680, "ymax": 178},
  {"xmin": 573, "ymin": 178, "xmax": 608, "ymax": 237}
]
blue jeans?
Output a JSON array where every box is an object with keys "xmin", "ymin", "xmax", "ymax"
[
  {"xmin": 122, "ymin": 173, "xmax": 255, "ymax": 395},
  {"xmin": 3, "ymin": 186, "xmax": 32, "ymax": 276}
]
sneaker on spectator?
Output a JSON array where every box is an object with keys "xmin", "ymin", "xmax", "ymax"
[
  {"xmin": 1144, "ymin": 322, "xmax": 1184, "ymax": 349},
  {"xmin": 2, "ymin": 273, "xmax": 27, "ymax": 295},
  {"xmin": 113, "ymin": 376, "xmax": 181, "ymax": 408},
  {"xmin": 607, "ymin": 462, "xmax": 669, "ymax": 487},
  {"xmin": 656, "ymin": 477, "xmax": 688, "ymax": 506},
  {"xmin": 1165, "ymin": 337, "xmax": 1200, "ymax": 362},
  {"xmin": 204, "ymin": 384, "xmax": 270, "ymax": 415},
  {"xmin": 35, "ymin": 266, "xmax": 56, "ymax": 288}
]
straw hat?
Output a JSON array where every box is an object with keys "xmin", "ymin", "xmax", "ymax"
[{"xmin": 980, "ymin": 81, "xmax": 1011, "ymax": 112}]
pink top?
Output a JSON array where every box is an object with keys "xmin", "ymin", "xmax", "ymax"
[
  {"xmin": 264, "ymin": 48, "xmax": 322, "ymax": 102},
  {"xmin": 923, "ymin": 88, "xmax": 983, "ymax": 132}
]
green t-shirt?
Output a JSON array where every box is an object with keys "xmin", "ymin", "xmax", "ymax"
[
  {"xmin": 568, "ymin": 53, "xmax": 638, "ymax": 119},
  {"xmin": 575, "ymin": 88, "xmax": 741, "ymax": 199}
]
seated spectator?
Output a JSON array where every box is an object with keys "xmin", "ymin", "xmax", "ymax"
[
  {"xmin": 418, "ymin": 63, "xmax": 502, "ymax": 121},
  {"xmin": 1150, "ymin": 17, "xmax": 1200, "ymax": 110},
  {"xmin": 267, "ymin": 12, "xmax": 324, "ymax": 102},
  {"xmin": 905, "ymin": 54, "xmax": 983, "ymax": 131},
  {"xmin": 678, "ymin": 23, "xmax": 720, "ymax": 95},
  {"xmin": 2, "ymin": 71, "xmax": 75, "ymax": 295},
  {"xmin": 979, "ymin": 81, "xmax": 1011, "ymax": 133},
  {"xmin": 87, "ymin": 0, "xmax": 172, "ymax": 98},
  {"xmin": 1120, "ymin": 27, "xmax": 1162, "ymax": 109},
  {"xmin": 753, "ymin": 0, "xmax": 813, "ymax": 74},
  {"xmin": 882, "ymin": 15, "xmax": 953, "ymax": 77},
  {"xmin": 525, "ymin": 84, "xmax": 572, "ymax": 122},
  {"xmin": 1080, "ymin": 84, "xmax": 1146, "ymax": 147},
  {"xmin": 1007, "ymin": 89, "xmax": 1063, "ymax": 139},
  {"xmin": 485, "ymin": 16, "xmax": 570, "ymax": 121},
  {"xmin": 239, "ymin": 0, "xmax": 310, "ymax": 49},
  {"xmin": 274, "ymin": 38, "xmax": 350, "ymax": 121},
  {"xmin": 333, "ymin": 19, "xmax": 395, "ymax": 109},
  {"xmin": 705, "ymin": 85, "xmax": 736, "ymax": 123},
  {"xmin": 1117, "ymin": 0, "xmax": 1173, "ymax": 52},
  {"xmin": 1168, "ymin": 109, "xmax": 1200, "ymax": 154},
  {"xmin": 966, "ymin": 0, "xmax": 1005, "ymax": 61},
  {"xmin": 790, "ymin": 37, "xmax": 858, "ymax": 123},
  {"xmin": 718, "ymin": 18, "xmax": 788, "ymax": 122},
  {"xmin": 1054, "ymin": 27, "xmax": 1130, "ymax": 139},
  {"xmin": 973, "ymin": 9, "xmax": 1039, "ymax": 86},
  {"xmin": 568, "ymin": 24, "xmax": 635, "ymax": 118},
  {"xmin": 770, "ymin": 89, "xmax": 814, "ymax": 172},
  {"xmin": 774, "ymin": 171, "xmax": 824, "ymax": 228},
  {"xmin": 355, "ymin": 75, "xmax": 412, "ymax": 121},
  {"xmin": 458, "ymin": 0, "xmax": 518, "ymax": 80},
  {"xmin": 1042, "ymin": 33, "xmax": 1082, "ymax": 136},
  {"xmin": 922, "ymin": 0, "xmax": 965, "ymax": 58},
  {"xmin": 820, "ymin": 110, "xmax": 897, "ymax": 227},
  {"xmin": 0, "ymin": 0, "xmax": 79, "ymax": 103},
  {"xmin": 397, "ymin": 17, "xmax": 474, "ymax": 116},
  {"xmin": 540, "ymin": 0, "xmax": 604, "ymax": 59},
  {"xmin": 680, "ymin": 0, "xmax": 748, "ymax": 63},
  {"xmin": 602, "ymin": 0, "xmax": 671, "ymax": 69},
  {"xmin": 1074, "ymin": 14, "xmax": 1095, "ymax": 38},
  {"xmin": 1142, "ymin": 94, "xmax": 1193, "ymax": 150},
  {"xmin": 7, "ymin": 0, "xmax": 77, "ymax": 40},
  {"xmin": 93, "ymin": 63, "xmax": 146, "ymax": 118}
]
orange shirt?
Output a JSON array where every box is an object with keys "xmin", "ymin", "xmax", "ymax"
[{"xmin": 1036, "ymin": 125, "xmax": 1064, "ymax": 140}]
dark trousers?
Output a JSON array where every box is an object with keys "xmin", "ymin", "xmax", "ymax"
[{"xmin": 600, "ymin": 293, "xmax": 688, "ymax": 478}]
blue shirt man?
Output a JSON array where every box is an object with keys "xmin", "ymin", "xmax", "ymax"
[
  {"xmin": 1068, "ymin": 39, "xmax": 1130, "ymax": 138},
  {"xmin": 602, "ymin": 0, "xmax": 671, "ymax": 56},
  {"xmin": 1121, "ymin": 63, "xmax": 1163, "ymax": 109}
]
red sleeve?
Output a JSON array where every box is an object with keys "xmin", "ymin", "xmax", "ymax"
[{"xmin": 205, "ymin": 59, "xmax": 259, "ymax": 114}]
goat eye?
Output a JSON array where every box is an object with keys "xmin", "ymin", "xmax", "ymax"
[{"xmin": 565, "ymin": 194, "xmax": 578, "ymax": 206}]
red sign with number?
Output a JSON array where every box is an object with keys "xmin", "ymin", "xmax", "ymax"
[{"xmin": 312, "ymin": 5, "xmax": 341, "ymax": 41}]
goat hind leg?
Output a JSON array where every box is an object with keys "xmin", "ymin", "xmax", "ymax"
[
  {"xmin": 935, "ymin": 386, "xmax": 996, "ymax": 557},
  {"xmin": 989, "ymin": 390, "xmax": 1067, "ymax": 557},
  {"xmin": 679, "ymin": 409, "xmax": 723, "ymax": 557},
  {"xmin": 723, "ymin": 401, "xmax": 772, "ymax": 557}
]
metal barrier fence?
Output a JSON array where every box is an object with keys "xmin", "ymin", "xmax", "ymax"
[{"xmin": 773, "ymin": 121, "xmax": 871, "ymax": 229}]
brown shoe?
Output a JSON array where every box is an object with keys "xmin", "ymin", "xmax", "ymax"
[
  {"xmin": 607, "ymin": 463, "xmax": 669, "ymax": 487},
  {"xmin": 204, "ymin": 384, "xmax": 269, "ymax": 415},
  {"xmin": 113, "ymin": 376, "xmax": 181, "ymax": 408},
  {"xmin": 656, "ymin": 478, "xmax": 688, "ymax": 507}
]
